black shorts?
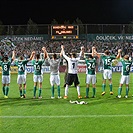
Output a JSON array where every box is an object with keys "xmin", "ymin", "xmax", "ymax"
[{"xmin": 66, "ymin": 73, "xmax": 80, "ymax": 86}]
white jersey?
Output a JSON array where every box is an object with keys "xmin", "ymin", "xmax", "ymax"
[
  {"xmin": 63, "ymin": 51, "xmax": 82, "ymax": 74},
  {"xmin": 47, "ymin": 58, "xmax": 61, "ymax": 75}
]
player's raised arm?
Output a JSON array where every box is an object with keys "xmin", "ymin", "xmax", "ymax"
[
  {"xmin": 92, "ymin": 46, "xmax": 96, "ymax": 57},
  {"xmin": 61, "ymin": 45, "xmax": 69, "ymax": 60},
  {"xmin": 61, "ymin": 45, "xmax": 64, "ymax": 53},
  {"xmin": 42, "ymin": 47, "xmax": 49, "ymax": 59},
  {"xmin": 29, "ymin": 51, "xmax": 35, "ymax": 60},
  {"xmin": 60, "ymin": 49, "xmax": 63, "ymax": 57},
  {"xmin": 116, "ymin": 49, "xmax": 122, "ymax": 59},
  {"xmin": 78, "ymin": 46, "xmax": 84, "ymax": 57},
  {"xmin": 11, "ymin": 50, "xmax": 15, "ymax": 61},
  {"xmin": 92, "ymin": 46, "xmax": 100, "ymax": 58}
]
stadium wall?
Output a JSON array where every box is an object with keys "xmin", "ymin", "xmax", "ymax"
[
  {"xmin": 0, "ymin": 34, "xmax": 133, "ymax": 41},
  {"xmin": 0, "ymin": 66, "xmax": 133, "ymax": 74}
]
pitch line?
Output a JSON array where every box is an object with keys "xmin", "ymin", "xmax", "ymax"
[{"xmin": 0, "ymin": 114, "xmax": 132, "ymax": 118}]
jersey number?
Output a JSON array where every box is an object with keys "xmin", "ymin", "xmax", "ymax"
[
  {"xmin": 4, "ymin": 65, "xmax": 8, "ymax": 71},
  {"xmin": 126, "ymin": 65, "xmax": 130, "ymax": 72},
  {"xmin": 105, "ymin": 59, "xmax": 111, "ymax": 65},
  {"xmin": 87, "ymin": 63, "xmax": 95, "ymax": 69},
  {"xmin": 35, "ymin": 65, "xmax": 40, "ymax": 70},
  {"xmin": 72, "ymin": 63, "xmax": 75, "ymax": 69},
  {"xmin": 18, "ymin": 65, "xmax": 24, "ymax": 71}
]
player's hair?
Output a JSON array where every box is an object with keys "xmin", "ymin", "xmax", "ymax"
[
  {"xmin": 72, "ymin": 52, "xmax": 76, "ymax": 58},
  {"xmin": 53, "ymin": 53, "xmax": 57, "ymax": 59},
  {"xmin": 19, "ymin": 56, "xmax": 24, "ymax": 60},
  {"xmin": 36, "ymin": 54, "xmax": 40, "ymax": 59},
  {"xmin": 3, "ymin": 56, "xmax": 8, "ymax": 61},
  {"xmin": 88, "ymin": 54, "xmax": 93, "ymax": 59},
  {"xmin": 104, "ymin": 50, "xmax": 110, "ymax": 55},
  {"xmin": 124, "ymin": 55, "xmax": 129, "ymax": 60}
]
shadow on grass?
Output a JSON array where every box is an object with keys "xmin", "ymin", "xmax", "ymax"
[
  {"xmin": 0, "ymin": 97, "xmax": 69, "ymax": 106},
  {"xmin": 0, "ymin": 94, "xmax": 132, "ymax": 107}
]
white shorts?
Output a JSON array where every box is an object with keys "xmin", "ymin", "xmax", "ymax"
[
  {"xmin": 103, "ymin": 69, "xmax": 112, "ymax": 80},
  {"xmin": 120, "ymin": 75, "xmax": 130, "ymax": 84},
  {"xmin": 17, "ymin": 75, "xmax": 26, "ymax": 84},
  {"xmin": 50, "ymin": 74, "xmax": 60, "ymax": 86},
  {"xmin": 33, "ymin": 75, "xmax": 43, "ymax": 83},
  {"xmin": 86, "ymin": 74, "xmax": 96, "ymax": 84},
  {"xmin": 2, "ymin": 75, "xmax": 10, "ymax": 84}
]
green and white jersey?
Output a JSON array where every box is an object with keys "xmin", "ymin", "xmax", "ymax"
[
  {"xmin": 85, "ymin": 58, "xmax": 96, "ymax": 75},
  {"xmin": 120, "ymin": 59, "xmax": 132, "ymax": 76},
  {"xmin": 101, "ymin": 55, "xmax": 116, "ymax": 70},
  {"xmin": 32, "ymin": 59, "xmax": 44, "ymax": 75},
  {"xmin": 0, "ymin": 60, "xmax": 11, "ymax": 75},
  {"xmin": 15, "ymin": 59, "xmax": 29, "ymax": 75}
]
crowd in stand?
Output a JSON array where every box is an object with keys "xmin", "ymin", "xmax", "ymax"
[{"xmin": 0, "ymin": 39, "xmax": 133, "ymax": 60}]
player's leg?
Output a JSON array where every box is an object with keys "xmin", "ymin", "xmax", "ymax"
[
  {"xmin": 2, "ymin": 84, "xmax": 6, "ymax": 97},
  {"xmin": 64, "ymin": 74, "xmax": 73, "ymax": 99},
  {"xmin": 85, "ymin": 74, "xmax": 90, "ymax": 98},
  {"xmin": 102, "ymin": 79, "xmax": 106, "ymax": 95},
  {"xmin": 102, "ymin": 70, "xmax": 107, "ymax": 95},
  {"xmin": 74, "ymin": 74, "xmax": 82, "ymax": 99},
  {"xmin": 50, "ymin": 75, "xmax": 55, "ymax": 98},
  {"xmin": 55, "ymin": 75, "xmax": 61, "ymax": 98},
  {"xmin": 92, "ymin": 75, "xmax": 96, "ymax": 98},
  {"xmin": 22, "ymin": 75, "xmax": 27, "ymax": 98},
  {"xmin": 4, "ymin": 76, "xmax": 10, "ymax": 98},
  {"xmin": 125, "ymin": 76, "xmax": 130, "ymax": 98},
  {"xmin": 108, "ymin": 78, "xmax": 113, "ymax": 94},
  {"xmin": 38, "ymin": 82, "xmax": 42, "ymax": 99},
  {"xmin": 23, "ymin": 84, "xmax": 26, "ymax": 98},
  {"xmin": 85, "ymin": 84, "xmax": 89, "ymax": 98},
  {"xmin": 108, "ymin": 70, "xmax": 113, "ymax": 95},
  {"xmin": 125, "ymin": 84, "xmax": 129, "ymax": 98},
  {"xmin": 64, "ymin": 71, "xmax": 68, "ymax": 87},
  {"xmin": 33, "ymin": 75, "xmax": 37, "ymax": 98},
  {"xmin": 38, "ymin": 75, "xmax": 43, "ymax": 99},
  {"xmin": 17, "ymin": 75, "xmax": 23, "ymax": 98},
  {"xmin": 117, "ymin": 76, "xmax": 125, "ymax": 98},
  {"xmin": 19, "ymin": 84, "xmax": 23, "ymax": 98},
  {"xmin": 117, "ymin": 83, "xmax": 123, "ymax": 98},
  {"xmin": 2, "ymin": 76, "xmax": 6, "ymax": 96}
]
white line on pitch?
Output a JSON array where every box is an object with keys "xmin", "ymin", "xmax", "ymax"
[{"xmin": 0, "ymin": 115, "xmax": 133, "ymax": 118}]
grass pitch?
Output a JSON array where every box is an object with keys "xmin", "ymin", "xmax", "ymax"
[{"xmin": 0, "ymin": 72, "xmax": 133, "ymax": 133}]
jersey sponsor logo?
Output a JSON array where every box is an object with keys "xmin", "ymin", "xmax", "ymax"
[{"xmin": 0, "ymin": 66, "xmax": 18, "ymax": 73}]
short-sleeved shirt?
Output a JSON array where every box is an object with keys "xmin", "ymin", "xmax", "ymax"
[
  {"xmin": 32, "ymin": 59, "xmax": 44, "ymax": 75},
  {"xmin": 120, "ymin": 59, "xmax": 132, "ymax": 76},
  {"xmin": 101, "ymin": 55, "xmax": 116, "ymax": 70},
  {"xmin": 85, "ymin": 58, "xmax": 96, "ymax": 75},
  {"xmin": 47, "ymin": 58, "xmax": 61, "ymax": 75},
  {"xmin": 0, "ymin": 60, "xmax": 11, "ymax": 75},
  {"xmin": 15, "ymin": 59, "xmax": 29, "ymax": 75}
]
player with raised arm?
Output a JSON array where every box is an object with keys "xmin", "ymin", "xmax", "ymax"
[
  {"xmin": 32, "ymin": 47, "xmax": 46, "ymax": 99},
  {"xmin": 63, "ymin": 53, "xmax": 71, "ymax": 88},
  {"xmin": 84, "ymin": 47, "xmax": 97, "ymax": 98},
  {"xmin": 45, "ymin": 48, "xmax": 62, "ymax": 99},
  {"xmin": 12, "ymin": 51, "xmax": 35, "ymax": 98},
  {"xmin": 0, "ymin": 51, "xmax": 15, "ymax": 98},
  {"xmin": 61, "ymin": 45, "xmax": 84, "ymax": 99},
  {"xmin": 94, "ymin": 48, "xmax": 120, "ymax": 96},
  {"xmin": 116, "ymin": 50, "xmax": 132, "ymax": 98}
]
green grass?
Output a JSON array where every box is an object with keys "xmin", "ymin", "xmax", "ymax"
[{"xmin": 0, "ymin": 72, "xmax": 133, "ymax": 133}]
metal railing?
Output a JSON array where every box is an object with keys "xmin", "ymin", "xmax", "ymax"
[{"xmin": 0, "ymin": 24, "xmax": 132, "ymax": 36}]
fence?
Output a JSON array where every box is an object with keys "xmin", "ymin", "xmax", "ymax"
[{"xmin": 0, "ymin": 24, "xmax": 132, "ymax": 37}]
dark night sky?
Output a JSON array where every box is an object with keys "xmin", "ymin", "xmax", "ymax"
[{"xmin": 0, "ymin": 0, "xmax": 133, "ymax": 25}]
